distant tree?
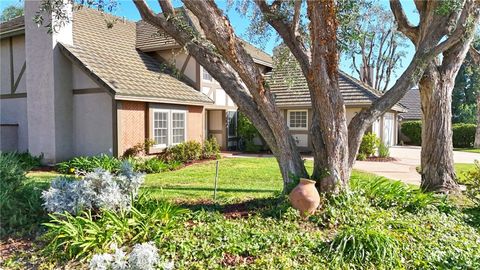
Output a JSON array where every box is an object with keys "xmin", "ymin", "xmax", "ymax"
[
  {"xmin": 452, "ymin": 40, "xmax": 480, "ymax": 124},
  {"xmin": 344, "ymin": 3, "xmax": 408, "ymax": 92},
  {"xmin": 0, "ymin": 5, "xmax": 23, "ymax": 22},
  {"xmin": 467, "ymin": 37, "xmax": 480, "ymax": 148}
]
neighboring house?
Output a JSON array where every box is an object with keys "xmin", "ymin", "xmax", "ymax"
[
  {"xmin": 267, "ymin": 61, "xmax": 406, "ymax": 151},
  {"xmin": 399, "ymin": 87, "xmax": 421, "ymax": 121},
  {"xmin": 0, "ymin": 4, "xmax": 271, "ymax": 163},
  {"xmin": 398, "ymin": 87, "xmax": 421, "ymax": 144}
]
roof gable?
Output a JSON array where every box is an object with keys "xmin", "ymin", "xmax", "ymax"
[
  {"xmin": 268, "ymin": 59, "xmax": 406, "ymax": 112},
  {"xmin": 63, "ymin": 8, "xmax": 212, "ymax": 105},
  {"xmin": 135, "ymin": 8, "xmax": 273, "ymax": 67}
]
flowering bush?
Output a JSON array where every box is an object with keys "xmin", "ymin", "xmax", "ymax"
[
  {"xmin": 42, "ymin": 162, "xmax": 145, "ymax": 214},
  {"xmin": 89, "ymin": 242, "xmax": 168, "ymax": 270}
]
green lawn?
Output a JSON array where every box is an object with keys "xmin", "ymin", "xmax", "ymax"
[
  {"xmin": 144, "ymin": 157, "xmax": 313, "ymax": 201},
  {"xmin": 454, "ymin": 148, "xmax": 480, "ymax": 154}
]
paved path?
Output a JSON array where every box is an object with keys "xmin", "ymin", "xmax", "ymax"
[{"xmin": 353, "ymin": 146, "xmax": 480, "ymax": 185}]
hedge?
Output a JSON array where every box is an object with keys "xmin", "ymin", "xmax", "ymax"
[
  {"xmin": 401, "ymin": 121, "xmax": 422, "ymax": 146},
  {"xmin": 452, "ymin": 123, "xmax": 476, "ymax": 148},
  {"xmin": 401, "ymin": 121, "xmax": 476, "ymax": 148}
]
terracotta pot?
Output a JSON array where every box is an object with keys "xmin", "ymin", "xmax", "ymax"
[{"xmin": 289, "ymin": 178, "xmax": 320, "ymax": 217}]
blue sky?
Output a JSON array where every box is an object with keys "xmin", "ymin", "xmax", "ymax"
[{"xmin": 1, "ymin": 0, "xmax": 419, "ymax": 86}]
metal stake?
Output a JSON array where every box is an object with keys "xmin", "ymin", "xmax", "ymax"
[{"xmin": 213, "ymin": 160, "xmax": 219, "ymax": 200}]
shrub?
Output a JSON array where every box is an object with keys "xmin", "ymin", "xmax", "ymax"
[
  {"xmin": 465, "ymin": 160, "xmax": 480, "ymax": 207},
  {"xmin": 358, "ymin": 132, "xmax": 380, "ymax": 158},
  {"xmin": 133, "ymin": 158, "xmax": 169, "ymax": 174},
  {"xmin": 325, "ymin": 223, "xmax": 401, "ymax": 268},
  {"xmin": 401, "ymin": 120, "xmax": 422, "ymax": 145},
  {"xmin": 0, "ymin": 152, "xmax": 47, "ymax": 237},
  {"xmin": 401, "ymin": 121, "xmax": 475, "ymax": 147},
  {"xmin": 159, "ymin": 141, "xmax": 202, "ymax": 163},
  {"xmin": 43, "ymin": 198, "xmax": 187, "ymax": 260},
  {"xmin": 356, "ymin": 152, "xmax": 367, "ymax": 161},
  {"xmin": 89, "ymin": 242, "xmax": 166, "ymax": 270},
  {"xmin": 42, "ymin": 162, "xmax": 145, "ymax": 214},
  {"xmin": 452, "ymin": 123, "xmax": 476, "ymax": 148},
  {"xmin": 202, "ymin": 137, "xmax": 220, "ymax": 159},
  {"xmin": 378, "ymin": 142, "xmax": 390, "ymax": 158},
  {"xmin": 350, "ymin": 176, "xmax": 452, "ymax": 213},
  {"xmin": 122, "ymin": 139, "xmax": 155, "ymax": 158},
  {"xmin": 57, "ymin": 154, "xmax": 123, "ymax": 174},
  {"xmin": 245, "ymin": 140, "xmax": 262, "ymax": 153}
]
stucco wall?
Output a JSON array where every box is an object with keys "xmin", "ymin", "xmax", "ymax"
[
  {"xmin": 72, "ymin": 65, "xmax": 99, "ymax": 89},
  {"xmin": 157, "ymin": 49, "xmax": 198, "ymax": 85},
  {"xmin": 73, "ymin": 92, "xmax": 113, "ymax": 156},
  {"xmin": 0, "ymin": 98, "xmax": 28, "ymax": 152},
  {"xmin": 1, "ymin": 35, "xmax": 26, "ymax": 94}
]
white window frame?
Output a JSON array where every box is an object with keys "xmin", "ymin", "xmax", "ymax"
[
  {"xmin": 152, "ymin": 109, "xmax": 187, "ymax": 148},
  {"xmin": 287, "ymin": 110, "xmax": 308, "ymax": 131},
  {"xmin": 171, "ymin": 109, "xmax": 187, "ymax": 146}
]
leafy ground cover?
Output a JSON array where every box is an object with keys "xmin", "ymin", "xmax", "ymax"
[{"xmin": 2, "ymin": 157, "xmax": 480, "ymax": 269}]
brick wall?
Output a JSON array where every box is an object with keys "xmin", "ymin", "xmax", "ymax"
[
  {"xmin": 118, "ymin": 101, "xmax": 146, "ymax": 156},
  {"xmin": 187, "ymin": 105, "xmax": 204, "ymax": 143}
]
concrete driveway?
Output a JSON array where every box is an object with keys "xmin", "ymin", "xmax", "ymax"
[{"xmin": 353, "ymin": 146, "xmax": 480, "ymax": 185}]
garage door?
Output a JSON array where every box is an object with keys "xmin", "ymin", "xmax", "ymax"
[{"xmin": 383, "ymin": 113, "xmax": 395, "ymax": 146}]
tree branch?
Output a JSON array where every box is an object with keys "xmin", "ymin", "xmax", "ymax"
[
  {"xmin": 292, "ymin": 0, "xmax": 302, "ymax": 34},
  {"xmin": 470, "ymin": 45, "xmax": 480, "ymax": 64},
  {"xmin": 389, "ymin": 0, "xmax": 418, "ymax": 42},
  {"xmin": 132, "ymin": 0, "xmax": 279, "ymax": 151},
  {"xmin": 255, "ymin": 0, "xmax": 310, "ymax": 73}
]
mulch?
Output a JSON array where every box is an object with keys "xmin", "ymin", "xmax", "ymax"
[
  {"xmin": 221, "ymin": 253, "xmax": 255, "ymax": 267},
  {"xmin": 364, "ymin": 156, "xmax": 398, "ymax": 162}
]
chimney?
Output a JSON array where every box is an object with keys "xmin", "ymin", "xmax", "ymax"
[{"xmin": 25, "ymin": 0, "xmax": 74, "ymax": 163}]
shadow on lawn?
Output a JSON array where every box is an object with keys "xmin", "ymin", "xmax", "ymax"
[
  {"xmin": 176, "ymin": 196, "xmax": 289, "ymax": 219},
  {"xmin": 463, "ymin": 207, "xmax": 480, "ymax": 229},
  {"xmin": 148, "ymin": 186, "xmax": 278, "ymax": 194}
]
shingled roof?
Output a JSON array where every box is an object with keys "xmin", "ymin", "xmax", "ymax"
[
  {"xmin": 60, "ymin": 8, "xmax": 212, "ymax": 105},
  {"xmin": 135, "ymin": 8, "xmax": 273, "ymax": 67},
  {"xmin": 399, "ymin": 87, "xmax": 421, "ymax": 120},
  {"xmin": 268, "ymin": 61, "xmax": 406, "ymax": 112},
  {"xmin": 0, "ymin": 15, "xmax": 25, "ymax": 38}
]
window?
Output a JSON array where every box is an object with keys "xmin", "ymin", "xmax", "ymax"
[
  {"xmin": 152, "ymin": 109, "xmax": 187, "ymax": 148},
  {"xmin": 172, "ymin": 112, "xmax": 185, "ymax": 144},
  {"xmin": 153, "ymin": 111, "xmax": 168, "ymax": 146},
  {"xmin": 203, "ymin": 69, "xmax": 212, "ymax": 81},
  {"xmin": 287, "ymin": 110, "xmax": 308, "ymax": 130}
]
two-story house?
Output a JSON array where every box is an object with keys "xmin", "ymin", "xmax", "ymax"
[{"xmin": 0, "ymin": 4, "xmax": 271, "ymax": 163}]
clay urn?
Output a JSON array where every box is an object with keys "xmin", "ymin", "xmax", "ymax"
[{"xmin": 289, "ymin": 178, "xmax": 320, "ymax": 217}]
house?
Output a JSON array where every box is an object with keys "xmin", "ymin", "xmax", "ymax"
[
  {"xmin": 267, "ymin": 59, "xmax": 406, "ymax": 151},
  {"xmin": 399, "ymin": 87, "xmax": 421, "ymax": 121},
  {"xmin": 0, "ymin": 4, "xmax": 271, "ymax": 163},
  {"xmin": 0, "ymin": 3, "xmax": 406, "ymax": 163}
]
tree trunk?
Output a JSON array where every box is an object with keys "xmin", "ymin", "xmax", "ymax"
[
  {"xmin": 475, "ymin": 94, "xmax": 480, "ymax": 148},
  {"xmin": 419, "ymin": 65, "xmax": 458, "ymax": 192},
  {"xmin": 308, "ymin": 0, "xmax": 350, "ymax": 193}
]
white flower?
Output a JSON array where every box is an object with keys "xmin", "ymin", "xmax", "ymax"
[
  {"xmin": 128, "ymin": 242, "xmax": 159, "ymax": 270},
  {"xmin": 163, "ymin": 260, "xmax": 175, "ymax": 270},
  {"xmin": 89, "ymin": 253, "xmax": 113, "ymax": 270}
]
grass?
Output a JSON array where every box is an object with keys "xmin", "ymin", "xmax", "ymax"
[
  {"xmin": 144, "ymin": 158, "xmax": 306, "ymax": 201},
  {"xmin": 455, "ymin": 148, "xmax": 480, "ymax": 154}
]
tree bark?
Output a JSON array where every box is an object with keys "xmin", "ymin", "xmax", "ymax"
[
  {"xmin": 307, "ymin": 1, "xmax": 349, "ymax": 193},
  {"xmin": 133, "ymin": 0, "xmax": 308, "ymax": 192},
  {"xmin": 419, "ymin": 65, "xmax": 458, "ymax": 192}
]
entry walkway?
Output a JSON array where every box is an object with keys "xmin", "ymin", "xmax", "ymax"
[{"xmin": 353, "ymin": 146, "xmax": 479, "ymax": 185}]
